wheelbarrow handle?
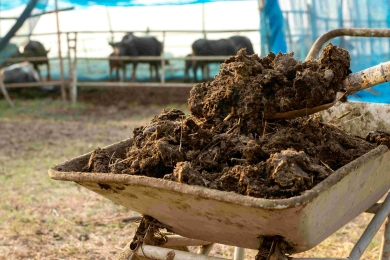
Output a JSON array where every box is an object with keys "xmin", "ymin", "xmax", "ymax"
[{"xmin": 344, "ymin": 61, "xmax": 390, "ymax": 95}]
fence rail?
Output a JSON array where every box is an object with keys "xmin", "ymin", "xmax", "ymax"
[
  {"xmin": 3, "ymin": 80, "xmax": 64, "ymax": 88},
  {"xmin": 103, "ymin": 56, "xmax": 232, "ymax": 61},
  {"xmin": 2, "ymin": 56, "xmax": 236, "ymax": 63},
  {"xmin": 2, "ymin": 57, "xmax": 51, "ymax": 63},
  {"xmin": 76, "ymin": 82, "xmax": 195, "ymax": 88}
]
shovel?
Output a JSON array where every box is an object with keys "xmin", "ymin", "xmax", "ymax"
[{"xmin": 267, "ymin": 61, "xmax": 390, "ymax": 119}]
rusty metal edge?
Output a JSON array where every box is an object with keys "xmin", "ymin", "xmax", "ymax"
[{"xmin": 48, "ymin": 137, "xmax": 389, "ymax": 210}]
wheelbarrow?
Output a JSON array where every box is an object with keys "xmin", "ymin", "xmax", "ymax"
[{"xmin": 48, "ymin": 29, "xmax": 390, "ymax": 260}]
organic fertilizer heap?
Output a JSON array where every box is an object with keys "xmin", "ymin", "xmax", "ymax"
[{"xmin": 86, "ymin": 43, "xmax": 389, "ymax": 199}]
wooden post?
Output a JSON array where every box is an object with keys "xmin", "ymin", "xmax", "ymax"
[
  {"xmin": 202, "ymin": 4, "xmax": 206, "ymax": 39},
  {"xmin": 161, "ymin": 31, "xmax": 165, "ymax": 84},
  {"xmin": 71, "ymin": 32, "xmax": 78, "ymax": 103},
  {"xmin": 55, "ymin": 0, "xmax": 66, "ymax": 102},
  {"xmin": 201, "ymin": 4, "xmax": 209, "ymax": 79},
  {"xmin": 67, "ymin": 32, "xmax": 71, "ymax": 82},
  {"xmin": 67, "ymin": 32, "xmax": 78, "ymax": 103},
  {"xmin": 106, "ymin": 7, "xmax": 114, "ymax": 43}
]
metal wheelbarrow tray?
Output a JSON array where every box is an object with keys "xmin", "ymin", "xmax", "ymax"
[{"xmin": 48, "ymin": 112, "xmax": 390, "ymax": 254}]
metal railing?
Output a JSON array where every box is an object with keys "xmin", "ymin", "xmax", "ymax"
[{"xmin": 11, "ymin": 29, "xmax": 259, "ymax": 38}]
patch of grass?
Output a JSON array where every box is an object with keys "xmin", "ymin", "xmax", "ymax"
[
  {"xmin": 0, "ymin": 99, "xmax": 189, "ymax": 126},
  {"xmin": 0, "ymin": 137, "xmax": 139, "ymax": 259},
  {"xmin": 0, "ymin": 99, "xmax": 90, "ymax": 121}
]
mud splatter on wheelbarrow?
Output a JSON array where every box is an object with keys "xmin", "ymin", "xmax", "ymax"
[{"xmin": 86, "ymin": 43, "xmax": 385, "ymax": 199}]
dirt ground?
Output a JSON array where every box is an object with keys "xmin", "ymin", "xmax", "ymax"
[
  {"xmin": 0, "ymin": 88, "xmax": 191, "ymax": 260},
  {"xmin": 0, "ymin": 83, "xmax": 386, "ymax": 259},
  {"xmin": 6, "ymin": 85, "xmax": 190, "ymax": 107}
]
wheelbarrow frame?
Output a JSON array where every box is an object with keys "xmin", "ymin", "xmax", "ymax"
[
  {"xmin": 113, "ymin": 194, "xmax": 390, "ymax": 260},
  {"xmin": 48, "ymin": 138, "xmax": 390, "ymax": 260}
]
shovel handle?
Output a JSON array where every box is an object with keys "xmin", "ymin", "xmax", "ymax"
[{"xmin": 344, "ymin": 61, "xmax": 390, "ymax": 95}]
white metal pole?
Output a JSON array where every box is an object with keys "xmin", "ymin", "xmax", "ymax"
[
  {"xmin": 106, "ymin": 7, "xmax": 114, "ymax": 43},
  {"xmin": 349, "ymin": 193, "xmax": 390, "ymax": 259},
  {"xmin": 202, "ymin": 4, "xmax": 206, "ymax": 39},
  {"xmin": 71, "ymin": 32, "xmax": 78, "ymax": 103},
  {"xmin": 0, "ymin": 74, "xmax": 14, "ymax": 107},
  {"xmin": 55, "ymin": 0, "xmax": 66, "ymax": 102},
  {"xmin": 197, "ymin": 244, "xmax": 214, "ymax": 255},
  {"xmin": 161, "ymin": 31, "xmax": 165, "ymax": 84},
  {"xmin": 380, "ymin": 215, "xmax": 390, "ymax": 260},
  {"xmin": 135, "ymin": 245, "xmax": 228, "ymax": 260},
  {"xmin": 233, "ymin": 247, "xmax": 244, "ymax": 260},
  {"xmin": 201, "ymin": 3, "xmax": 209, "ymax": 79}
]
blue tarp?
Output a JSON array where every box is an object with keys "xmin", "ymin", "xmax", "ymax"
[
  {"xmin": 280, "ymin": 0, "xmax": 390, "ymax": 103},
  {"xmin": 264, "ymin": 0, "xmax": 287, "ymax": 53},
  {"xmin": 0, "ymin": 0, "xmax": 255, "ymax": 11}
]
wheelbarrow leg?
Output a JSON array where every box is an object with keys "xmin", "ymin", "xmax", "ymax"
[
  {"xmin": 380, "ymin": 214, "xmax": 390, "ymax": 260},
  {"xmin": 135, "ymin": 245, "xmax": 228, "ymax": 260},
  {"xmin": 234, "ymin": 247, "xmax": 244, "ymax": 260},
  {"xmin": 116, "ymin": 241, "xmax": 140, "ymax": 260},
  {"xmin": 197, "ymin": 243, "xmax": 214, "ymax": 255},
  {"xmin": 349, "ymin": 192, "xmax": 390, "ymax": 260},
  {"xmin": 196, "ymin": 243, "xmax": 246, "ymax": 259}
]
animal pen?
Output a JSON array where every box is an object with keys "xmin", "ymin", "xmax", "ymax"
[
  {"xmin": 0, "ymin": 0, "xmax": 263, "ymax": 104},
  {"xmin": 1, "ymin": 0, "xmax": 390, "ymax": 104}
]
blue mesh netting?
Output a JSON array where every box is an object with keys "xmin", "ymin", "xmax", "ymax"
[
  {"xmin": 277, "ymin": 0, "xmax": 390, "ymax": 103},
  {"xmin": 0, "ymin": 0, "xmax": 253, "ymax": 11}
]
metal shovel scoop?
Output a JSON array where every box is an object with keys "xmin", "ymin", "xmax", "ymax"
[{"xmin": 267, "ymin": 61, "xmax": 390, "ymax": 119}]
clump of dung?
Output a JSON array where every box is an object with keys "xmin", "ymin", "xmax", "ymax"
[
  {"xmin": 188, "ymin": 43, "xmax": 351, "ymax": 134},
  {"xmin": 86, "ymin": 44, "xmax": 378, "ymax": 199}
]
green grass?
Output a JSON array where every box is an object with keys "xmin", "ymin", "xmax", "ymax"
[
  {"xmin": 0, "ymin": 99, "xmax": 90, "ymax": 120},
  {"xmin": 0, "ymin": 136, "xmax": 139, "ymax": 259},
  {"xmin": 0, "ymin": 99, "xmax": 175, "ymax": 259}
]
